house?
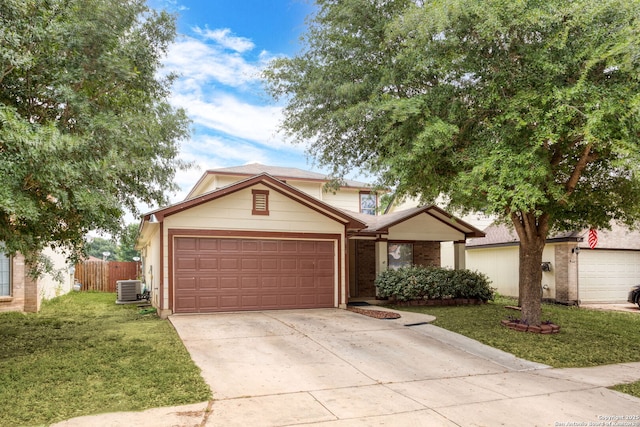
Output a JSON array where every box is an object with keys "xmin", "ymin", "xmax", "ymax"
[
  {"xmin": 135, "ymin": 164, "xmax": 484, "ymax": 317},
  {"xmin": 0, "ymin": 247, "xmax": 75, "ymax": 313},
  {"xmin": 466, "ymin": 222, "xmax": 640, "ymax": 304}
]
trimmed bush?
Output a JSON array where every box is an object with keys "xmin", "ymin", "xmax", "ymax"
[{"xmin": 375, "ymin": 265, "xmax": 494, "ymax": 302}]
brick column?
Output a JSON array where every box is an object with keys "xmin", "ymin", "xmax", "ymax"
[
  {"xmin": 554, "ymin": 242, "xmax": 579, "ymax": 305},
  {"xmin": 23, "ymin": 264, "xmax": 41, "ymax": 313}
]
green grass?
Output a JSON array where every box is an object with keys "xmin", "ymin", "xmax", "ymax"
[
  {"xmin": 392, "ymin": 296, "xmax": 640, "ymax": 398},
  {"xmin": 393, "ymin": 296, "xmax": 640, "ymax": 367},
  {"xmin": 611, "ymin": 381, "xmax": 640, "ymax": 398},
  {"xmin": 0, "ymin": 292, "xmax": 211, "ymax": 427}
]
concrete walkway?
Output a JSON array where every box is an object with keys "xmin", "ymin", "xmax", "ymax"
[{"xmin": 53, "ymin": 307, "xmax": 640, "ymax": 427}]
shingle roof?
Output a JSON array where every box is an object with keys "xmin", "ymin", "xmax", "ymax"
[
  {"xmin": 467, "ymin": 222, "xmax": 640, "ymax": 250},
  {"xmin": 342, "ymin": 205, "xmax": 485, "ymax": 238},
  {"xmin": 209, "ymin": 163, "xmax": 371, "ymax": 188}
]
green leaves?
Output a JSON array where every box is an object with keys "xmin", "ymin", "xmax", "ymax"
[
  {"xmin": 375, "ymin": 265, "xmax": 495, "ymax": 302},
  {"xmin": 265, "ymin": 0, "xmax": 640, "ymax": 232},
  {"xmin": 0, "ymin": 0, "xmax": 190, "ymax": 269}
]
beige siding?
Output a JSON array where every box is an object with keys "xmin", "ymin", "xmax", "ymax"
[
  {"xmin": 165, "ymin": 186, "xmax": 343, "ymax": 234},
  {"xmin": 441, "ymin": 242, "xmax": 455, "ymax": 268},
  {"xmin": 541, "ymin": 245, "xmax": 556, "ymax": 300},
  {"xmin": 191, "ymin": 173, "xmax": 361, "ymax": 211},
  {"xmin": 467, "ymin": 246, "xmax": 520, "ymax": 298},
  {"xmin": 140, "ymin": 228, "xmax": 161, "ymax": 309},
  {"xmin": 190, "ymin": 175, "xmax": 215, "ymax": 196},
  {"xmin": 388, "ymin": 215, "xmax": 466, "ymax": 241},
  {"xmin": 467, "ymin": 245, "xmax": 557, "ymax": 300},
  {"xmin": 287, "ymin": 181, "xmax": 322, "ymax": 199},
  {"xmin": 322, "ymin": 188, "xmax": 365, "ymax": 212},
  {"xmin": 40, "ymin": 247, "xmax": 74, "ymax": 301}
]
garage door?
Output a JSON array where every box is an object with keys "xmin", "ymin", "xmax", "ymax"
[
  {"xmin": 173, "ymin": 237, "xmax": 335, "ymax": 313},
  {"xmin": 579, "ymin": 250, "xmax": 640, "ymax": 303}
]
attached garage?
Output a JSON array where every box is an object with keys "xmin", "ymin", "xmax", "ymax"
[
  {"xmin": 135, "ymin": 173, "xmax": 366, "ymax": 317},
  {"xmin": 136, "ymin": 170, "xmax": 480, "ymax": 317},
  {"xmin": 173, "ymin": 236, "xmax": 335, "ymax": 313},
  {"xmin": 579, "ymin": 250, "xmax": 640, "ymax": 303}
]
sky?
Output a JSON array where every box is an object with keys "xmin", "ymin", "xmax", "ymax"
[{"xmin": 146, "ymin": 0, "xmax": 321, "ymax": 204}]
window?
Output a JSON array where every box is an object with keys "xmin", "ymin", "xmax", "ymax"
[
  {"xmin": 0, "ymin": 251, "xmax": 10, "ymax": 297},
  {"xmin": 359, "ymin": 192, "xmax": 377, "ymax": 215},
  {"xmin": 388, "ymin": 243, "xmax": 413, "ymax": 270},
  {"xmin": 252, "ymin": 189, "xmax": 269, "ymax": 215}
]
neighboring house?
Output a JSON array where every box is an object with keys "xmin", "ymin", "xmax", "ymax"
[
  {"xmin": 136, "ymin": 164, "xmax": 484, "ymax": 316},
  {"xmin": 0, "ymin": 247, "xmax": 75, "ymax": 313},
  {"xmin": 466, "ymin": 222, "xmax": 640, "ymax": 304}
]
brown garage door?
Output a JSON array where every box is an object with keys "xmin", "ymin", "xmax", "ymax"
[{"xmin": 173, "ymin": 237, "xmax": 335, "ymax": 313}]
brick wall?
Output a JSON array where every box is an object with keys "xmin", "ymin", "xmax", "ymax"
[
  {"xmin": 0, "ymin": 254, "xmax": 26, "ymax": 313},
  {"xmin": 0, "ymin": 254, "xmax": 45, "ymax": 313},
  {"xmin": 413, "ymin": 241, "xmax": 441, "ymax": 267}
]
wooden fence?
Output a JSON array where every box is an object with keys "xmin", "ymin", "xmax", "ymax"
[{"xmin": 74, "ymin": 261, "xmax": 139, "ymax": 292}]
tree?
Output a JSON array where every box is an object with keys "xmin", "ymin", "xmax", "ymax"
[
  {"xmin": 264, "ymin": 0, "xmax": 640, "ymax": 325},
  {"xmin": 85, "ymin": 238, "xmax": 117, "ymax": 261},
  {"xmin": 0, "ymin": 0, "xmax": 190, "ymax": 272},
  {"xmin": 84, "ymin": 224, "xmax": 139, "ymax": 261},
  {"xmin": 115, "ymin": 223, "xmax": 141, "ymax": 262}
]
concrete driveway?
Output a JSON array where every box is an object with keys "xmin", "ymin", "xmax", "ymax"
[{"xmin": 168, "ymin": 308, "xmax": 640, "ymax": 427}]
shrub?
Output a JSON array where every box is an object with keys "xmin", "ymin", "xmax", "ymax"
[{"xmin": 375, "ymin": 265, "xmax": 494, "ymax": 302}]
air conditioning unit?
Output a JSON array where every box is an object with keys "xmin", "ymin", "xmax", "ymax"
[{"xmin": 116, "ymin": 280, "xmax": 142, "ymax": 302}]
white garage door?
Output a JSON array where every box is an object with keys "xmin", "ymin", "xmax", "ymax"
[{"xmin": 579, "ymin": 250, "xmax": 640, "ymax": 303}]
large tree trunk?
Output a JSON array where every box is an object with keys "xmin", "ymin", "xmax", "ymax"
[{"xmin": 511, "ymin": 211, "xmax": 549, "ymax": 326}]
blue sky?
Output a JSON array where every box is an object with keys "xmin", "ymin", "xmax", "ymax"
[{"xmin": 146, "ymin": 0, "xmax": 321, "ymax": 203}]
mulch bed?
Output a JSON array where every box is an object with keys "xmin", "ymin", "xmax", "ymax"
[{"xmin": 347, "ymin": 306, "xmax": 401, "ymax": 319}]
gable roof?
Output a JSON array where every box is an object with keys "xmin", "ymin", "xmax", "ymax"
[
  {"xmin": 139, "ymin": 170, "xmax": 484, "ymax": 244},
  {"xmin": 186, "ymin": 163, "xmax": 373, "ymax": 199},
  {"xmin": 467, "ymin": 222, "xmax": 640, "ymax": 250},
  {"xmin": 345, "ymin": 205, "xmax": 485, "ymax": 238},
  {"xmin": 141, "ymin": 173, "xmax": 367, "ymax": 231}
]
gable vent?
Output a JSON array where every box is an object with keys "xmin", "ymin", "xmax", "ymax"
[{"xmin": 252, "ymin": 190, "xmax": 269, "ymax": 215}]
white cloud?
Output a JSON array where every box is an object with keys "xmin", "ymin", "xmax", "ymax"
[
  {"xmin": 172, "ymin": 92, "xmax": 298, "ymax": 151},
  {"xmin": 183, "ymin": 134, "xmax": 269, "ymax": 165},
  {"xmin": 158, "ymin": 26, "xmax": 310, "ymax": 202},
  {"xmin": 162, "ymin": 28, "xmax": 300, "ymax": 151},
  {"xmin": 164, "ymin": 36, "xmax": 261, "ymax": 87},
  {"xmin": 193, "ymin": 27, "xmax": 255, "ymax": 53}
]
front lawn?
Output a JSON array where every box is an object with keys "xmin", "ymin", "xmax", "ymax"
[
  {"xmin": 394, "ymin": 296, "xmax": 640, "ymax": 367},
  {"xmin": 0, "ymin": 292, "xmax": 211, "ymax": 427},
  {"xmin": 393, "ymin": 296, "xmax": 640, "ymax": 398}
]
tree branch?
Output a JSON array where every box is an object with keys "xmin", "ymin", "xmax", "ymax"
[{"xmin": 564, "ymin": 142, "xmax": 594, "ymax": 198}]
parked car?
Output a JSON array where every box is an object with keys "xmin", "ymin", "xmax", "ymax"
[{"xmin": 628, "ymin": 285, "xmax": 640, "ymax": 309}]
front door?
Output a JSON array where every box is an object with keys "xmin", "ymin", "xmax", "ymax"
[{"xmin": 354, "ymin": 240, "xmax": 376, "ymax": 297}]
